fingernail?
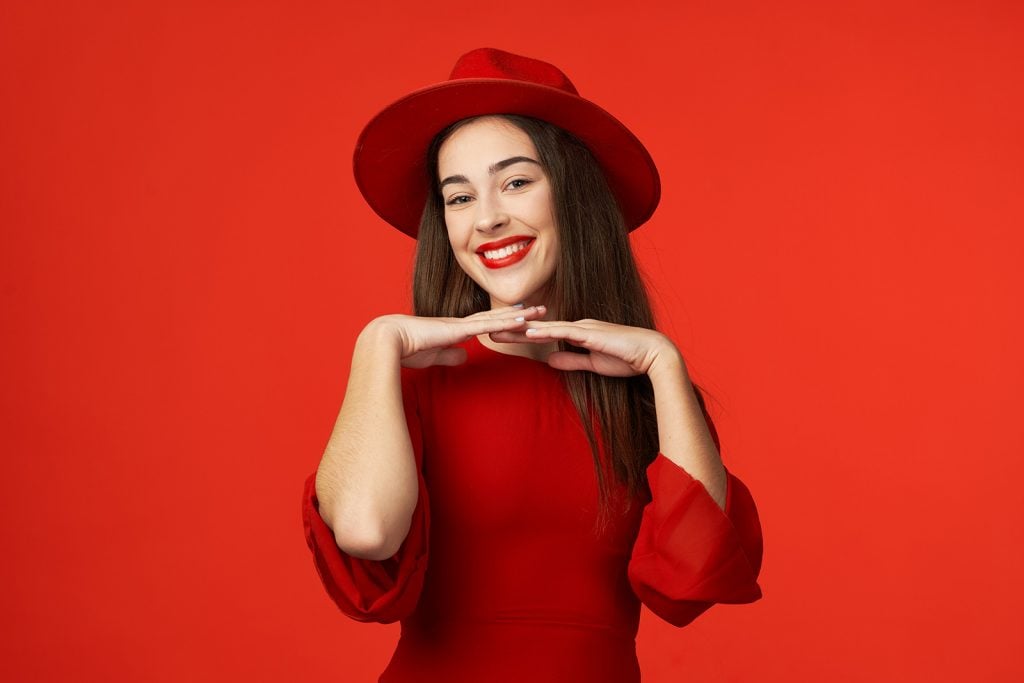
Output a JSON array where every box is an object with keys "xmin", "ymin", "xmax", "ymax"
[
  {"xmin": 514, "ymin": 316, "xmax": 525, "ymax": 322},
  {"xmin": 513, "ymin": 302, "xmax": 525, "ymax": 308}
]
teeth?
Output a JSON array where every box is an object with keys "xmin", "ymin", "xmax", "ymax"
[{"xmin": 483, "ymin": 240, "xmax": 530, "ymax": 260}]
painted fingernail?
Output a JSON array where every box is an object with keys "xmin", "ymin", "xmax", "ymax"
[
  {"xmin": 513, "ymin": 302, "xmax": 525, "ymax": 308},
  {"xmin": 514, "ymin": 316, "xmax": 525, "ymax": 322},
  {"xmin": 526, "ymin": 328, "xmax": 537, "ymax": 335}
]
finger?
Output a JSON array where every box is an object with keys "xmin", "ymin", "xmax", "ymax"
[
  {"xmin": 546, "ymin": 351, "xmax": 596, "ymax": 372},
  {"xmin": 488, "ymin": 330, "xmax": 539, "ymax": 343},
  {"xmin": 524, "ymin": 324, "xmax": 592, "ymax": 345},
  {"xmin": 520, "ymin": 318, "xmax": 601, "ymax": 327},
  {"xmin": 462, "ymin": 303, "xmax": 524, "ymax": 318},
  {"xmin": 460, "ymin": 315, "xmax": 532, "ymax": 339},
  {"xmin": 462, "ymin": 308, "xmax": 546, "ymax": 334},
  {"xmin": 464, "ymin": 304, "xmax": 547, "ymax": 320}
]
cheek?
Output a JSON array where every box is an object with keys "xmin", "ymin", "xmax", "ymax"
[
  {"xmin": 445, "ymin": 213, "xmax": 474, "ymax": 241},
  {"xmin": 456, "ymin": 250, "xmax": 476, "ymax": 271},
  {"xmin": 533, "ymin": 192, "xmax": 554, "ymax": 222},
  {"xmin": 445, "ymin": 232, "xmax": 478, "ymax": 273},
  {"xmin": 545, "ymin": 243, "xmax": 559, "ymax": 271}
]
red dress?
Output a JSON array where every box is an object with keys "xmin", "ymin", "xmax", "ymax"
[{"xmin": 302, "ymin": 335, "xmax": 763, "ymax": 682}]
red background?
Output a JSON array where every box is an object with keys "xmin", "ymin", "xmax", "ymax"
[{"xmin": 2, "ymin": 1, "xmax": 1022, "ymax": 681}]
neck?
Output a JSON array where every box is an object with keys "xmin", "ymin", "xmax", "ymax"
[{"xmin": 477, "ymin": 333, "xmax": 558, "ymax": 362}]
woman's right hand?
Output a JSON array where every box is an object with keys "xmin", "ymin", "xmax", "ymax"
[{"xmin": 366, "ymin": 305, "xmax": 548, "ymax": 369}]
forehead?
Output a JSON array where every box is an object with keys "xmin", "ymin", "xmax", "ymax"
[{"xmin": 437, "ymin": 117, "xmax": 538, "ymax": 174}]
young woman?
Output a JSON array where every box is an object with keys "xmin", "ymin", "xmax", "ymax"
[{"xmin": 302, "ymin": 47, "xmax": 763, "ymax": 682}]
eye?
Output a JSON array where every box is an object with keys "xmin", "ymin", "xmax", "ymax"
[
  {"xmin": 445, "ymin": 194, "xmax": 472, "ymax": 206},
  {"xmin": 505, "ymin": 178, "xmax": 532, "ymax": 190}
]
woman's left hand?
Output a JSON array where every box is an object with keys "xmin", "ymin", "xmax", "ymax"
[{"xmin": 490, "ymin": 319, "xmax": 682, "ymax": 377}]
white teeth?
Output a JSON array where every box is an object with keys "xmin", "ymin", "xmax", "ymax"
[{"xmin": 483, "ymin": 240, "xmax": 530, "ymax": 260}]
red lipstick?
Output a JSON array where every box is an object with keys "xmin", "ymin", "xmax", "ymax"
[{"xmin": 477, "ymin": 237, "xmax": 535, "ymax": 270}]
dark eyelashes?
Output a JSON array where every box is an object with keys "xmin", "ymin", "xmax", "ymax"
[{"xmin": 444, "ymin": 178, "xmax": 534, "ymax": 206}]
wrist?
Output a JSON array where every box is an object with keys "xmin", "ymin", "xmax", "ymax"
[
  {"xmin": 646, "ymin": 336, "xmax": 688, "ymax": 382},
  {"xmin": 357, "ymin": 316, "xmax": 404, "ymax": 357}
]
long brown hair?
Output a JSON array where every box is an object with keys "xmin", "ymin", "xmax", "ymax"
[{"xmin": 412, "ymin": 114, "xmax": 701, "ymax": 532}]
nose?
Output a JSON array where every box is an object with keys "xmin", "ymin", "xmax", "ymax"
[{"xmin": 473, "ymin": 194, "xmax": 510, "ymax": 233}]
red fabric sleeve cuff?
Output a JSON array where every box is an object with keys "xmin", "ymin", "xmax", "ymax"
[
  {"xmin": 628, "ymin": 453, "xmax": 763, "ymax": 624},
  {"xmin": 302, "ymin": 471, "xmax": 429, "ymax": 624}
]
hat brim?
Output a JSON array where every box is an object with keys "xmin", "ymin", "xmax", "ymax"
[{"xmin": 353, "ymin": 79, "xmax": 661, "ymax": 238}]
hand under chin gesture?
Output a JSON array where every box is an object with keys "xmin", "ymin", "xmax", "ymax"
[
  {"xmin": 490, "ymin": 318, "xmax": 683, "ymax": 377},
  {"xmin": 367, "ymin": 304, "xmax": 548, "ymax": 369}
]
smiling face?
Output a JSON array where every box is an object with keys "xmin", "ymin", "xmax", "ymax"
[{"xmin": 437, "ymin": 116, "xmax": 559, "ymax": 311}]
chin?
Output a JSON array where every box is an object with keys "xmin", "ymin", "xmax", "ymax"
[
  {"xmin": 487, "ymin": 282, "xmax": 537, "ymax": 302},
  {"xmin": 468, "ymin": 266, "xmax": 553, "ymax": 307}
]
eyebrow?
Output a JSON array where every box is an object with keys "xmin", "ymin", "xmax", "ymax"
[{"xmin": 439, "ymin": 156, "xmax": 541, "ymax": 189}]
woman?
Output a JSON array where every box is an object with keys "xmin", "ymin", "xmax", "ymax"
[{"xmin": 302, "ymin": 47, "xmax": 763, "ymax": 682}]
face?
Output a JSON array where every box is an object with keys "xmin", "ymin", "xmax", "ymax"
[{"xmin": 437, "ymin": 116, "xmax": 559, "ymax": 311}]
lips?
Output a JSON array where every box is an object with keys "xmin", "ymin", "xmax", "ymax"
[{"xmin": 476, "ymin": 236, "xmax": 535, "ymax": 270}]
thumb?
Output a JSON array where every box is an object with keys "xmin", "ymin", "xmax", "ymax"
[{"xmin": 546, "ymin": 351, "xmax": 593, "ymax": 372}]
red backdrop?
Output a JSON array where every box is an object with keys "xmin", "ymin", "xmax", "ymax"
[{"xmin": 2, "ymin": 1, "xmax": 1022, "ymax": 681}]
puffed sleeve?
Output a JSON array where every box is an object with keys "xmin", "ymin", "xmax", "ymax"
[
  {"xmin": 627, "ymin": 396, "xmax": 763, "ymax": 628},
  {"xmin": 301, "ymin": 366, "xmax": 430, "ymax": 624}
]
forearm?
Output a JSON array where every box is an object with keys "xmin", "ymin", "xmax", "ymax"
[
  {"xmin": 314, "ymin": 319, "xmax": 419, "ymax": 560},
  {"xmin": 647, "ymin": 343, "xmax": 728, "ymax": 509}
]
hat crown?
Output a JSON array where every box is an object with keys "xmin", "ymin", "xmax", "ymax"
[
  {"xmin": 354, "ymin": 47, "xmax": 659, "ymax": 237},
  {"xmin": 448, "ymin": 47, "xmax": 579, "ymax": 96}
]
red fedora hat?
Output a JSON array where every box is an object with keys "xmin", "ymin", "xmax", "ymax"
[{"xmin": 353, "ymin": 47, "xmax": 661, "ymax": 239}]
